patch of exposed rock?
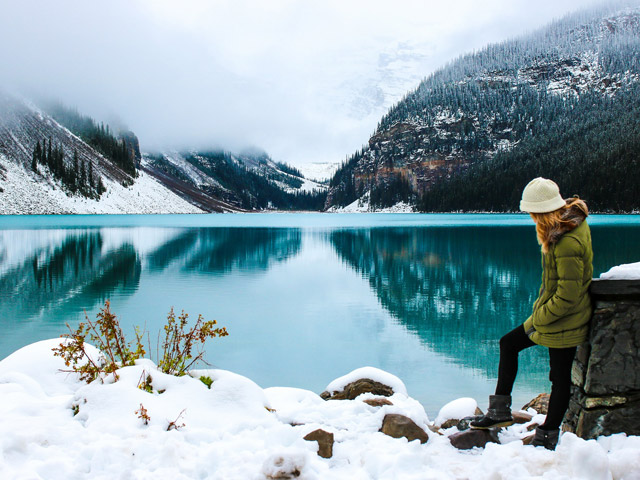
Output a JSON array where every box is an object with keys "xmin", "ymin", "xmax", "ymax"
[
  {"xmin": 303, "ymin": 429, "xmax": 334, "ymax": 459},
  {"xmin": 449, "ymin": 429, "xmax": 500, "ymax": 450},
  {"xmin": 320, "ymin": 378, "xmax": 395, "ymax": 400},
  {"xmin": 522, "ymin": 393, "xmax": 550, "ymax": 414},
  {"xmin": 379, "ymin": 414, "xmax": 429, "ymax": 444},
  {"xmin": 363, "ymin": 397, "xmax": 393, "ymax": 407}
]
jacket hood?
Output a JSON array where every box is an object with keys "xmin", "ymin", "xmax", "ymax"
[{"xmin": 548, "ymin": 201, "xmax": 588, "ymax": 245}]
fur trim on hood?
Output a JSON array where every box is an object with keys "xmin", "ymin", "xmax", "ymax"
[{"xmin": 548, "ymin": 200, "xmax": 588, "ymax": 245}]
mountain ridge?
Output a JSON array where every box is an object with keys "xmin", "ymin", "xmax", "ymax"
[
  {"xmin": 0, "ymin": 95, "xmax": 327, "ymax": 214},
  {"xmin": 325, "ymin": 2, "xmax": 640, "ymax": 212}
]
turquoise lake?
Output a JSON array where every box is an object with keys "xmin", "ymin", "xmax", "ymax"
[{"xmin": 1, "ymin": 213, "xmax": 639, "ymax": 416}]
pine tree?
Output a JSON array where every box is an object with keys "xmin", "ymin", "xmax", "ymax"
[
  {"xmin": 80, "ymin": 159, "xmax": 86, "ymax": 188},
  {"xmin": 72, "ymin": 150, "xmax": 79, "ymax": 192},
  {"xmin": 47, "ymin": 138, "xmax": 52, "ymax": 168},
  {"xmin": 31, "ymin": 142, "xmax": 39, "ymax": 172}
]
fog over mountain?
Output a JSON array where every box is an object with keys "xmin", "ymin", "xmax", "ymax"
[{"xmin": 0, "ymin": 0, "xmax": 609, "ymax": 165}]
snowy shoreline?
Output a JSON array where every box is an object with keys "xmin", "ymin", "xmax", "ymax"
[{"xmin": 1, "ymin": 339, "xmax": 639, "ymax": 479}]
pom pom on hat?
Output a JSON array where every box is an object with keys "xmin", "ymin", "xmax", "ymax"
[{"xmin": 520, "ymin": 178, "xmax": 565, "ymax": 213}]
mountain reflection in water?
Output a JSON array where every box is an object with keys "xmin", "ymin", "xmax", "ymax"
[
  {"xmin": 1, "ymin": 216, "xmax": 639, "ymax": 413},
  {"xmin": 330, "ymin": 226, "xmax": 547, "ymax": 380}
]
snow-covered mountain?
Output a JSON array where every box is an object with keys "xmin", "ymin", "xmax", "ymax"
[
  {"xmin": 0, "ymin": 94, "xmax": 205, "ymax": 214},
  {"xmin": 326, "ymin": 3, "xmax": 640, "ymax": 212},
  {"xmin": 293, "ymin": 162, "xmax": 340, "ymax": 183},
  {"xmin": 0, "ymin": 95, "xmax": 329, "ymax": 214},
  {"xmin": 142, "ymin": 149, "xmax": 327, "ymax": 212}
]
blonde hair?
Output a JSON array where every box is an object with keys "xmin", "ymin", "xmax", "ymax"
[{"xmin": 530, "ymin": 197, "xmax": 589, "ymax": 253}]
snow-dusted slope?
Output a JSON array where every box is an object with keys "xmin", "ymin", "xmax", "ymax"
[
  {"xmin": 0, "ymin": 95, "xmax": 204, "ymax": 214},
  {"xmin": 293, "ymin": 161, "xmax": 340, "ymax": 183},
  {"xmin": 0, "ymin": 155, "xmax": 202, "ymax": 214},
  {"xmin": 143, "ymin": 149, "xmax": 327, "ymax": 212}
]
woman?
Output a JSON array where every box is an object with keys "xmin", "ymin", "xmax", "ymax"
[{"xmin": 470, "ymin": 177, "xmax": 593, "ymax": 450}]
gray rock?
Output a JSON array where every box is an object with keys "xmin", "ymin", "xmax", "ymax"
[
  {"xmin": 303, "ymin": 429, "xmax": 334, "ymax": 459},
  {"xmin": 449, "ymin": 429, "xmax": 500, "ymax": 450},
  {"xmin": 321, "ymin": 378, "xmax": 395, "ymax": 400},
  {"xmin": 379, "ymin": 414, "xmax": 429, "ymax": 444}
]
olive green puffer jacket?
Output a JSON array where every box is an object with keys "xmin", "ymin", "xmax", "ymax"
[{"xmin": 522, "ymin": 218, "xmax": 593, "ymax": 348}]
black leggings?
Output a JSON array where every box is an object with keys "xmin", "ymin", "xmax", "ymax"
[{"xmin": 495, "ymin": 324, "xmax": 576, "ymax": 430}]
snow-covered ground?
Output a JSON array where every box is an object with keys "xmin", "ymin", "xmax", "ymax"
[
  {"xmin": 293, "ymin": 162, "xmax": 340, "ymax": 183},
  {"xmin": 326, "ymin": 192, "xmax": 415, "ymax": 213},
  {"xmin": 277, "ymin": 174, "xmax": 326, "ymax": 194},
  {"xmin": 0, "ymin": 156, "xmax": 203, "ymax": 214},
  {"xmin": 2, "ymin": 339, "xmax": 639, "ymax": 479}
]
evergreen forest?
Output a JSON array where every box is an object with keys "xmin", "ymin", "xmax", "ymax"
[
  {"xmin": 31, "ymin": 139, "xmax": 106, "ymax": 198},
  {"xmin": 44, "ymin": 103, "xmax": 138, "ymax": 178}
]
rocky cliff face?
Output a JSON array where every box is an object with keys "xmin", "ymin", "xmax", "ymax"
[{"xmin": 325, "ymin": 5, "xmax": 640, "ymax": 211}]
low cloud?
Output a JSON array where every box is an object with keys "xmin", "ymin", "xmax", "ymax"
[{"xmin": 0, "ymin": 0, "xmax": 611, "ymax": 165}]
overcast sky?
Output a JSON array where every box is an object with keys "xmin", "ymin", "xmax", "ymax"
[{"xmin": 0, "ymin": 0, "xmax": 619, "ymax": 166}]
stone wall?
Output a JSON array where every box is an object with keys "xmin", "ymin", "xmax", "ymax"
[{"xmin": 563, "ymin": 279, "xmax": 640, "ymax": 439}]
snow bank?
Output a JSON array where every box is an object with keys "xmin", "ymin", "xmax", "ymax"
[
  {"xmin": 1, "ymin": 340, "xmax": 640, "ymax": 479},
  {"xmin": 600, "ymin": 261, "xmax": 640, "ymax": 280}
]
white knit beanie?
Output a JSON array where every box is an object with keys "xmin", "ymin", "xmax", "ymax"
[{"xmin": 519, "ymin": 178, "xmax": 565, "ymax": 213}]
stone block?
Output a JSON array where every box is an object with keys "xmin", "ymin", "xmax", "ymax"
[
  {"xmin": 575, "ymin": 398, "xmax": 640, "ymax": 439},
  {"xmin": 584, "ymin": 396, "xmax": 627, "ymax": 409},
  {"xmin": 584, "ymin": 300, "xmax": 640, "ymax": 395}
]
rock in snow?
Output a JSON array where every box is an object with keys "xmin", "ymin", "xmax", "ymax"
[
  {"xmin": 379, "ymin": 413, "xmax": 430, "ymax": 444},
  {"xmin": 322, "ymin": 366, "xmax": 408, "ymax": 398},
  {"xmin": 303, "ymin": 429, "xmax": 335, "ymax": 458},
  {"xmin": 1, "ymin": 340, "xmax": 640, "ymax": 479},
  {"xmin": 522, "ymin": 393, "xmax": 551, "ymax": 415}
]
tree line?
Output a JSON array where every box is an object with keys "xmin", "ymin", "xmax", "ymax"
[
  {"xmin": 44, "ymin": 103, "xmax": 137, "ymax": 179},
  {"xmin": 418, "ymin": 84, "xmax": 640, "ymax": 212},
  {"xmin": 32, "ymin": 138, "xmax": 106, "ymax": 198},
  {"xmin": 184, "ymin": 152, "xmax": 327, "ymax": 211}
]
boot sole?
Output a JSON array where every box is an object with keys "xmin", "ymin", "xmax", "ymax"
[{"xmin": 470, "ymin": 420, "xmax": 514, "ymax": 430}]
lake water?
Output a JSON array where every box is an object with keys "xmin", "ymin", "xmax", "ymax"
[{"xmin": 1, "ymin": 213, "xmax": 639, "ymax": 417}]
